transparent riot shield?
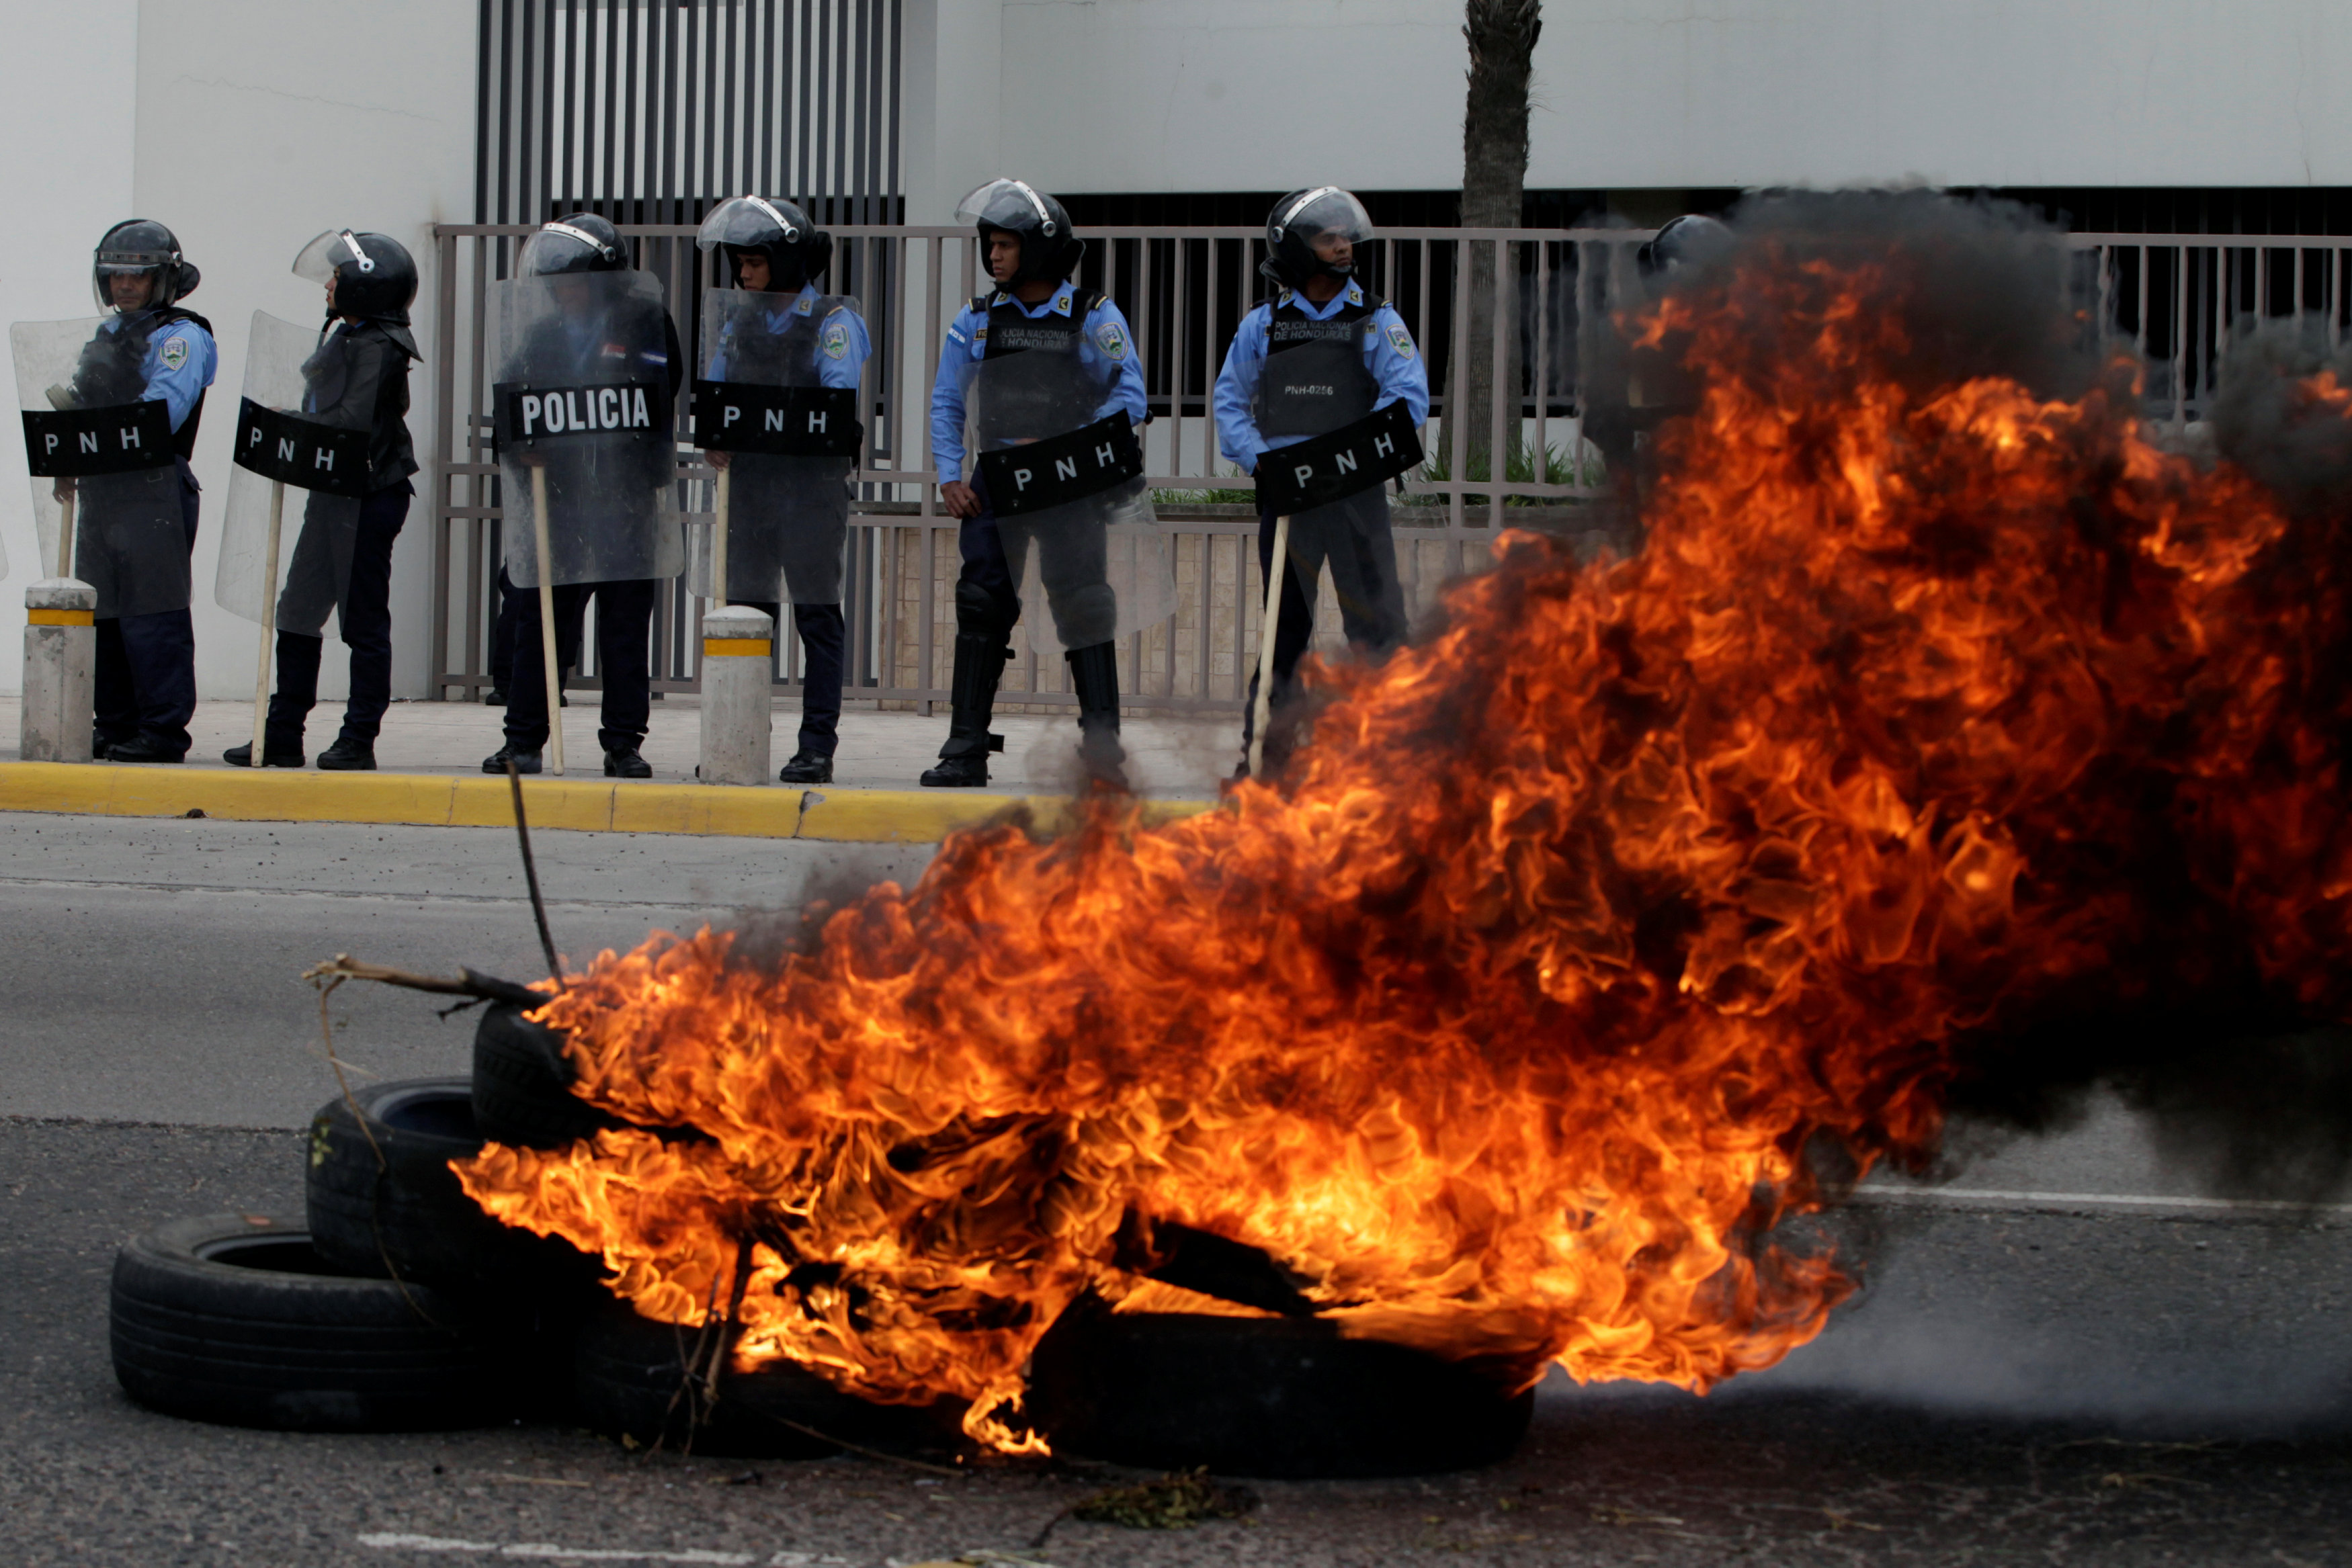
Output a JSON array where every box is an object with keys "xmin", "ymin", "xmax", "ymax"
[
  {"xmin": 962, "ymin": 337, "xmax": 1172, "ymax": 652},
  {"xmin": 686, "ymin": 287, "xmax": 858, "ymax": 606},
  {"xmin": 214, "ymin": 312, "xmax": 378, "ymax": 632},
  {"xmin": 492, "ymin": 270, "xmax": 681, "ymax": 589},
  {"xmin": 14, "ymin": 316, "xmax": 208, "ymax": 611}
]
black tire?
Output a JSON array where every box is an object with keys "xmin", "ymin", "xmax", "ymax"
[
  {"xmin": 306, "ymin": 1076, "xmax": 599, "ymax": 1300},
  {"xmin": 472, "ymin": 1002, "xmax": 624, "ymax": 1149},
  {"xmin": 573, "ymin": 1295, "xmax": 958, "ymax": 1459},
  {"xmin": 111, "ymin": 1213, "xmax": 511, "ymax": 1432},
  {"xmin": 1026, "ymin": 1299, "xmax": 1534, "ymax": 1478}
]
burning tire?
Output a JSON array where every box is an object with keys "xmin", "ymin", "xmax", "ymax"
[
  {"xmin": 472, "ymin": 1001, "xmax": 625, "ymax": 1148},
  {"xmin": 110, "ymin": 1213, "xmax": 510, "ymax": 1431},
  {"xmin": 306, "ymin": 1077, "xmax": 598, "ymax": 1297},
  {"xmin": 572, "ymin": 1295, "xmax": 955, "ymax": 1459},
  {"xmin": 1025, "ymin": 1301, "xmax": 1535, "ymax": 1478}
]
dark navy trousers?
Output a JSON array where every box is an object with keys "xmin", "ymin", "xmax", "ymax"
[
  {"xmin": 93, "ymin": 458, "xmax": 200, "ymax": 757},
  {"xmin": 264, "ymin": 482, "xmax": 412, "ymax": 747},
  {"xmin": 739, "ymin": 599, "xmax": 844, "ymax": 758}
]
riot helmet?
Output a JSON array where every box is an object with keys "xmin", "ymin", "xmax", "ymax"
[
  {"xmin": 519, "ymin": 213, "xmax": 628, "ymax": 277},
  {"xmin": 1262, "ymin": 188, "xmax": 1374, "ymax": 290},
  {"xmin": 93, "ymin": 218, "xmax": 199, "ymax": 313},
  {"xmin": 1638, "ymin": 214, "xmax": 1735, "ymax": 278},
  {"xmin": 696, "ymin": 195, "xmax": 831, "ymax": 293},
  {"xmin": 955, "ymin": 179, "xmax": 1082, "ymax": 286},
  {"xmin": 294, "ymin": 230, "xmax": 419, "ymax": 324}
]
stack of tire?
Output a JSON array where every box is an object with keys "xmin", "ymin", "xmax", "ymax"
[{"xmin": 110, "ymin": 1001, "xmax": 929, "ymax": 1457}]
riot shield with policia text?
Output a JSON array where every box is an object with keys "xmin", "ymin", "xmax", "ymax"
[
  {"xmin": 491, "ymin": 269, "xmax": 681, "ymax": 591},
  {"xmin": 17, "ymin": 315, "xmax": 212, "ymax": 601},
  {"xmin": 688, "ymin": 286, "xmax": 862, "ymax": 606}
]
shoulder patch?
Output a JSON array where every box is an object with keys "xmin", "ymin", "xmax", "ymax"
[
  {"xmin": 159, "ymin": 336, "xmax": 190, "ymax": 372},
  {"xmin": 1385, "ymin": 322, "xmax": 1417, "ymax": 358},
  {"xmin": 823, "ymin": 321, "xmax": 851, "ymax": 359},
  {"xmin": 1093, "ymin": 320, "xmax": 1130, "ymax": 362}
]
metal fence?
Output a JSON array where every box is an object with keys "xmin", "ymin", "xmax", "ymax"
[{"xmin": 427, "ymin": 225, "xmax": 2352, "ymax": 713}]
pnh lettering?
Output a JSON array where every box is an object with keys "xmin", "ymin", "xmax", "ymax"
[
  {"xmin": 718, "ymin": 404, "xmax": 829, "ymax": 435},
  {"xmin": 519, "ymin": 386, "xmax": 653, "ymax": 436}
]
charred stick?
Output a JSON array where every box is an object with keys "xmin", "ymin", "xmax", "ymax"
[
  {"xmin": 506, "ymin": 756, "xmax": 564, "ymax": 988},
  {"xmin": 302, "ymin": 955, "xmax": 545, "ymax": 1008}
]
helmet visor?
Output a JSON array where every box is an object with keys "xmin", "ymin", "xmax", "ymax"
[
  {"xmin": 696, "ymin": 195, "xmax": 802, "ymax": 254},
  {"xmin": 517, "ymin": 222, "xmax": 617, "ymax": 276},
  {"xmin": 954, "ymin": 178, "xmax": 1058, "ymax": 239},
  {"xmin": 1271, "ymin": 188, "xmax": 1374, "ymax": 251},
  {"xmin": 293, "ymin": 229, "xmax": 374, "ymax": 285}
]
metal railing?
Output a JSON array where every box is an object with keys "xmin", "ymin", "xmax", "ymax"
[{"xmin": 429, "ymin": 224, "xmax": 2351, "ymax": 713}]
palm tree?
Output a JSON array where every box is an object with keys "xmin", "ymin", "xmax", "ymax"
[{"xmin": 1460, "ymin": 0, "xmax": 1541, "ymax": 481}]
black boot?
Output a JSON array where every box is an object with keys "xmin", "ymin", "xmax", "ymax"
[
  {"xmin": 919, "ymin": 632, "xmax": 1009, "ymax": 788},
  {"xmin": 603, "ymin": 746, "xmax": 652, "ymax": 779},
  {"xmin": 317, "ymin": 737, "xmax": 376, "ymax": 771},
  {"xmin": 1065, "ymin": 640, "xmax": 1127, "ymax": 783},
  {"xmin": 224, "ymin": 739, "xmax": 306, "ymax": 768},
  {"xmin": 778, "ymin": 750, "xmax": 833, "ymax": 784}
]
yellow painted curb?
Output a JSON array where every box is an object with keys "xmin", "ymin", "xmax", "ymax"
[{"xmin": 0, "ymin": 761, "xmax": 1214, "ymax": 844}]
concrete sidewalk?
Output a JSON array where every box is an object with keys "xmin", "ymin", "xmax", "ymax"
[{"xmin": 0, "ymin": 696, "xmax": 1241, "ymax": 841}]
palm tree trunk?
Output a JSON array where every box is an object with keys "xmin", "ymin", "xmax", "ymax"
[{"xmin": 1460, "ymin": 0, "xmax": 1540, "ymax": 494}]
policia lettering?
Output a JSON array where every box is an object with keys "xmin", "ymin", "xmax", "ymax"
[{"xmin": 499, "ymin": 382, "xmax": 659, "ymax": 440}]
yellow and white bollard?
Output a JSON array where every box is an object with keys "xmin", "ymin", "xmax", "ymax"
[
  {"xmin": 22, "ymin": 578, "xmax": 96, "ymax": 763},
  {"xmin": 697, "ymin": 603, "xmax": 774, "ymax": 786}
]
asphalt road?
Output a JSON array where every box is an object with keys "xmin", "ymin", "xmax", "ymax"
[{"xmin": 3, "ymin": 810, "xmax": 2350, "ymax": 1565}]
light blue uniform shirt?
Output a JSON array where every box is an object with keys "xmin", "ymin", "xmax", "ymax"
[
  {"xmin": 928, "ymin": 282, "xmax": 1147, "ymax": 483},
  {"xmin": 105, "ymin": 308, "xmax": 217, "ymax": 433},
  {"xmin": 1212, "ymin": 280, "xmax": 1427, "ymax": 475},
  {"xmin": 704, "ymin": 282, "xmax": 870, "ymax": 387}
]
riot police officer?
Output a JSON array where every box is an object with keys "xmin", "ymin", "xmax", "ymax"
[
  {"xmin": 1587, "ymin": 212, "xmax": 1735, "ymax": 486},
  {"xmin": 69, "ymin": 221, "xmax": 216, "ymax": 763},
  {"xmin": 1212, "ymin": 188, "xmax": 1427, "ymax": 771},
  {"xmin": 484, "ymin": 213, "xmax": 684, "ymax": 777},
  {"xmin": 694, "ymin": 195, "xmax": 870, "ymax": 784},
  {"xmin": 923, "ymin": 178, "xmax": 1152, "ymax": 788},
  {"xmin": 224, "ymin": 230, "xmax": 419, "ymax": 770}
]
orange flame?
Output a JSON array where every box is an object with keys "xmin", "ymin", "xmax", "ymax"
[{"xmin": 458, "ymin": 234, "xmax": 2352, "ymax": 1449}]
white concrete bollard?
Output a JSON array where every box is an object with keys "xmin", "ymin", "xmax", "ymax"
[
  {"xmin": 22, "ymin": 578, "xmax": 96, "ymax": 763},
  {"xmin": 697, "ymin": 604, "xmax": 774, "ymax": 786}
]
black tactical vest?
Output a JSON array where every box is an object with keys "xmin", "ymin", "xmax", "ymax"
[
  {"xmin": 1255, "ymin": 292, "xmax": 1379, "ymax": 439},
  {"xmin": 724, "ymin": 294, "xmax": 851, "ymax": 390},
  {"xmin": 69, "ymin": 306, "xmax": 210, "ymax": 459},
  {"xmin": 970, "ymin": 287, "xmax": 1111, "ymax": 448}
]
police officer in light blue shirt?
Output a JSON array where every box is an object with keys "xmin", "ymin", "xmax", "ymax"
[
  {"xmin": 921, "ymin": 178, "xmax": 1148, "ymax": 788},
  {"xmin": 63, "ymin": 220, "xmax": 217, "ymax": 763},
  {"xmin": 1213, "ymin": 187, "xmax": 1427, "ymax": 773},
  {"xmin": 696, "ymin": 194, "xmax": 871, "ymax": 783}
]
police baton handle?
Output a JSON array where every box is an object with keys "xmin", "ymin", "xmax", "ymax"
[
  {"xmin": 710, "ymin": 467, "xmax": 730, "ymax": 610},
  {"xmin": 530, "ymin": 465, "xmax": 566, "ymax": 777},
  {"xmin": 1247, "ymin": 512, "xmax": 1292, "ymax": 779},
  {"xmin": 54, "ymin": 488, "xmax": 74, "ymax": 580},
  {"xmin": 249, "ymin": 480, "xmax": 286, "ymax": 765}
]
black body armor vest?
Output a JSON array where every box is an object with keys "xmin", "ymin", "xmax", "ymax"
[
  {"xmin": 1255, "ymin": 292, "xmax": 1378, "ymax": 439},
  {"xmin": 971, "ymin": 287, "xmax": 1110, "ymax": 448}
]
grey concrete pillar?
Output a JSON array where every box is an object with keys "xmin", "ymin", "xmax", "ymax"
[
  {"xmin": 22, "ymin": 578, "xmax": 96, "ymax": 763},
  {"xmin": 697, "ymin": 604, "xmax": 774, "ymax": 786}
]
